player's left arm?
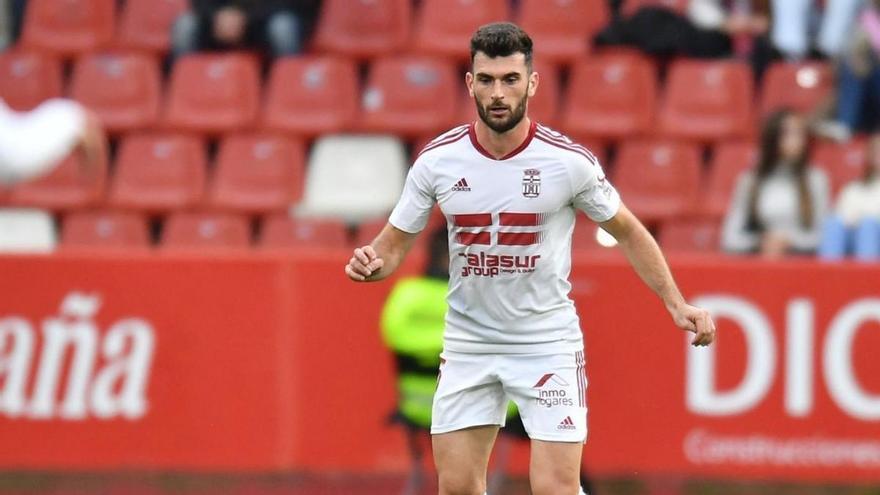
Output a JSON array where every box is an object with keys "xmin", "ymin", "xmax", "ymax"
[{"xmin": 599, "ymin": 203, "xmax": 716, "ymax": 346}]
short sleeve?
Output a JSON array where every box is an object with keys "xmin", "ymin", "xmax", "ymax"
[
  {"xmin": 569, "ymin": 153, "xmax": 621, "ymax": 222},
  {"xmin": 388, "ymin": 155, "xmax": 437, "ymax": 234}
]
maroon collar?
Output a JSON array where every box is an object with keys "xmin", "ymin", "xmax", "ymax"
[{"xmin": 468, "ymin": 120, "xmax": 537, "ymax": 161}]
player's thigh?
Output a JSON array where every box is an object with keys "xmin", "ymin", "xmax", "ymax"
[
  {"xmin": 431, "ymin": 351, "xmax": 508, "ymax": 435},
  {"xmin": 433, "ymin": 425, "xmax": 499, "ymax": 495},
  {"xmin": 529, "ymin": 439, "xmax": 583, "ymax": 495}
]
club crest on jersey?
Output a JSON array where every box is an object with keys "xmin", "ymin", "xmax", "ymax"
[{"xmin": 522, "ymin": 169, "xmax": 541, "ymax": 198}]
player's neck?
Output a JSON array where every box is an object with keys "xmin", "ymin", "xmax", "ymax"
[{"xmin": 473, "ymin": 117, "xmax": 533, "ymax": 160}]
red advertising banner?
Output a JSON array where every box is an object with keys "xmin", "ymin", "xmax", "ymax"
[{"xmin": 0, "ymin": 251, "xmax": 877, "ymax": 483}]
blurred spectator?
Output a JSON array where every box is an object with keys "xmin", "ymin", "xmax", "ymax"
[
  {"xmin": 0, "ymin": 0, "xmax": 9, "ymax": 50},
  {"xmin": 814, "ymin": 0, "xmax": 880, "ymax": 142},
  {"xmin": 0, "ymin": 98, "xmax": 105, "ymax": 185},
  {"xmin": 819, "ymin": 134, "xmax": 880, "ymax": 260},
  {"xmin": 771, "ymin": 0, "xmax": 864, "ymax": 60},
  {"xmin": 722, "ymin": 109, "xmax": 831, "ymax": 257},
  {"xmin": 170, "ymin": 1, "xmax": 320, "ymax": 60}
]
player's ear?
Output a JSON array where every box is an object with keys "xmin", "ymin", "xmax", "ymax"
[
  {"xmin": 527, "ymin": 70, "xmax": 539, "ymax": 98},
  {"xmin": 465, "ymin": 72, "xmax": 475, "ymax": 97}
]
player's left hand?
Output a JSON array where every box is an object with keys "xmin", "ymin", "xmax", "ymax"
[{"xmin": 669, "ymin": 303, "xmax": 716, "ymax": 347}]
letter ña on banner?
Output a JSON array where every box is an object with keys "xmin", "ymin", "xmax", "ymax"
[
  {"xmin": 0, "ymin": 292, "xmax": 155, "ymax": 420},
  {"xmin": 686, "ymin": 295, "xmax": 880, "ymax": 420}
]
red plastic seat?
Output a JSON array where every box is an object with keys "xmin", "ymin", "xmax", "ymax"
[
  {"xmin": 458, "ymin": 60, "xmax": 560, "ymax": 127},
  {"xmin": 262, "ymin": 56, "xmax": 359, "ymax": 137},
  {"xmin": 517, "ymin": 0, "xmax": 609, "ymax": 63},
  {"xmin": 612, "ymin": 140, "xmax": 702, "ymax": 223},
  {"xmin": 209, "ymin": 134, "xmax": 306, "ymax": 214},
  {"xmin": 20, "ymin": 0, "xmax": 115, "ymax": 56},
  {"xmin": 312, "ymin": 0, "xmax": 411, "ymax": 59},
  {"xmin": 61, "ymin": 211, "xmax": 150, "ymax": 250},
  {"xmin": 360, "ymin": 56, "xmax": 459, "ymax": 137},
  {"xmin": 622, "ymin": 0, "xmax": 688, "ymax": 15},
  {"xmin": 164, "ymin": 54, "xmax": 260, "ymax": 135},
  {"xmin": 0, "ymin": 51, "xmax": 63, "ymax": 111},
  {"xmin": 161, "ymin": 212, "xmax": 251, "ymax": 250},
  {"xmin": 69, "ymin": 52, "xmax": 161, "ymax": 133},
  {"xmin": 658, "ymin": 219, "xmax": 720, "ymax": 253},
  {"xmin": 702, "ymin": 141, "xmax": 757, "ymax": 219},
  {"xmin": 260, "ymin": 215, "xmax": 349, "ymax": 249},
  {"xmin": 116, "ymin": 0, "xmax": 189, "ymax": 54},
  {"xmin": 415, "ymin": 0, "xmax": 512, "ymax": 61},
  {"xmin": 810, "ymin": 139, "xmax": 868, "ymax": 195},
  {"xmin": 658, "ymin": 60, "xmax": 754, "ymax": 143},
  {"xmin": 760, "ymin": 61, "xmax": 833, "ymax": 118},
  {"xmin": 110, "ymin": 133, "xmax": 207, "ymax": 213},
  {"xmin": 561, "ymin": 54, "xmax": 656, "ymax": 142},
  {"xmin": 8, "ymin": 149, "xmax": 108, "ymax": 211}
]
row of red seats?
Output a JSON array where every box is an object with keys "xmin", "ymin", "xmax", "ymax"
[
  {"xmin": 0, "ymin": 50, "xmax": 833, "ymax": 142},
  {"xmin": 0, "ymin": 133, "xmax": 865, "ymax": 222},
  {"xmin": 19, "ymin": 0, "xmax": 681, "ymax": 61},
  {"xmin": 58, "ymin": 210, "xmax": 719, "ymax": 253}
]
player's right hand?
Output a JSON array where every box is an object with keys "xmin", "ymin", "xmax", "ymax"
[{"xmin": 345, "ymin": 245, "xmax": 384, "ymax": 282}]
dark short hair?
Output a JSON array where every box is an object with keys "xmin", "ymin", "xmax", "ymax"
[{"xmin": 470, "ymin": 22, "xmax": 533, "ymax": 71}]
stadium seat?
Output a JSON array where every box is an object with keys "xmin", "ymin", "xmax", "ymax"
[
  {"xmin": 360, "ymin": 56, "xmax": 459, "ymax": 137},
  {"xmin": 209, "ymin": 134, "xmax": 306, "ymax": 214},
  {"xmin": 8, "ymin": 151, "xmax": 108, "ymax": 211},
  {"xmin": 116, "ymin": 0, "xmax": 188, "ymax": 54},
  {"xmin": 312, "ymin": 0, "xmax": 411, "ymax": 59},
  {"xmin": 20, "ymin": 0, "xmax": 115, "ymax": 57},
  {"xmin": 259, "ymin": 215, "xmax": 349, "ymax": 249},
  {"xmin": 810, "ymin": 139, "xmax": 868, "ymax": 195},
  {"xmin": 622, "ymin": 0, "xmax": 688, "ymax": 15},
  {"xmin": 658, "ymin": 60, "xmax": 754, "ymax": 143},
  {"xmin": 613, "ymin": 140, "xmax": 702, "ymax": 223},
  {"xmin": 262, "ymin": 56, "xmax": 359, "ymax": 137},
  {"xmin": 297, "ymin": 135, "xmax": 408, "ymax": 222},
  {"xmin": 0, "ymin": 51, "xmax": 63, "ymax": 111},
  {"xmin": 161, "ymin": 212, "xmax": 251, "ymax": 251},
  {"xmin": 0, "ymin": 209, "xmax": 56, "ymax": 253},
  {"xmin": 69, "ymin": 52, "xmax": 161, "ymax": 133},
  {"xmin": 517, "ymin": 0, "xmax": 609, "ymax": 63},
  {"xmin": 110, "ymin": 133, "xmax": 207, "ymax": 213},
  {"xmin": 457, "ymin": 60, "xmax": 560, "ymax": 127},
  {"xmin": 702, "ymin": 141, "xmax": 757, "ymax": 219},
  {"xmin": 760, "ymin": 61, "xmax": 833, "ymax": 118},
  {"xmin": 61, "ymin": 210, "xmax": 150, "ymax": 250},
  {"xmin": 164, "ymin": 54, "xmax": 260, "ymax": 135},
  {"xmin": 561, "ymin": 54, "xmax": 656, "ymax": 142},
  {"xmin": 658, "ymin": 219, "xmax": 720, "ymax": 253},
  {"xmin": 415, "ymin": 0, "xmax": 512, "ymax": 61}
]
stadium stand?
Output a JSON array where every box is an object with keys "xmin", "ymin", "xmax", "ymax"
[
  {"xmin": 61, "ymin": 210, "xmax": 151, "ymax": 250},
  {"xmin": 20, "ymin": 0, "xmax": 115, "ymax": 57},
  {"xmin": 0, "ymin": 50, "xmax": 62, "ymax": 111},
  {"xmin": 312, "ymin": 0, "xmax": 412, "ymax": 59}
]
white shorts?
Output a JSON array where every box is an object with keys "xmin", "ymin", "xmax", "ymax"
[{"xmin": 431, "ymin": 349, "xmax": 588, "ymax": 442}]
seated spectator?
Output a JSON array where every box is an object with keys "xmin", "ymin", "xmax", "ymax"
[
  {"xmin": 722, "ymin": 109, "xmax": 831, "ymax": 257},
  {"xmin": 819, "ymin": 134, "xmax": 880, "ymax": 260},
  {"xmin": 171, "ymin": 1, "xmax": 320, "ymax": 60},
  {"xmin": 814, "ymin": 0, "xmax": 880, "ymax": 142},
  {"xmin": 771, "ymin": 0, "xmax": 863, "ymax": 61}
]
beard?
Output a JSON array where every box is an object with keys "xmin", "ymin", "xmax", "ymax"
[{"xmin": 475, "ymin": 94, "xmax": 528, "ymax": 134}]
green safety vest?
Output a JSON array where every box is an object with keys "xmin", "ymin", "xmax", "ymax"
[{"xmin": 381, "ymin": 276, "xmax": 517, "ymax": 429}]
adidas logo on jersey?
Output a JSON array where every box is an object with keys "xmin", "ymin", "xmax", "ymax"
[
  {"xmin": 451, "ymin": 178, "xmax": 471, "ymax": 192},
  {"xmin": 557, "ymin": 416, "xmax": 577, "ymax": 431}
]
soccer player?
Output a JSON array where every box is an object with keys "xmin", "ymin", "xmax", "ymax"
[
  {"xmin": 345, "ymin": 22, "xmax": 716, "ymax": 495},
  {"xmin": 0, "ymin": 98, "xmax": 105, "ymax": 185}
]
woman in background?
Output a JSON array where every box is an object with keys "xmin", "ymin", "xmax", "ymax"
[
  {"xmin": 722, "ymin": 109, "xmax": 831, "ymax": 257},
  {"xmin": 819, "ymin": 134, "xmax": 880, "ymax": 260}
]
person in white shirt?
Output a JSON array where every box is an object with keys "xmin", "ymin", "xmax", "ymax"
[
  {"xmin": 345, "ymin": 22, "xmax": 716, "ymax": 495},
  {"xmin": 722, "ymin": 109, "xmax": 831, "ymax": 257},
  {"xmin": 0, "ymin": 98, "xmax": 105, "ymax": 186},
  {"xmin": 819, "ymin": 134, "xmax": 880, "ymax": 260}
]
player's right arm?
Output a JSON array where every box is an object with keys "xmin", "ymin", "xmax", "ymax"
[
  {"xmin": 345, "ymin": 151, "xmax": 438, "ymax": 283},
  {"xmin": 345, "ymin": 224, "xmax": 419, "ymax": 282}
]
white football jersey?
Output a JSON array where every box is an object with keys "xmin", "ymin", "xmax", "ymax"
[{"xmin": 389, "ymin": 121, "xmax": 621, "ymax": 354}]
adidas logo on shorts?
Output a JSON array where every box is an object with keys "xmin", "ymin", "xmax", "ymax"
[{"xmin": 557, "ymin": 416, "xmax": 576, "ymax": 431}]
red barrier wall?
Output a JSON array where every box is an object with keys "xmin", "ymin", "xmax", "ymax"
[{"xmin": 0, "ymin": 251, "xmax": 878, "ymax": 482}]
